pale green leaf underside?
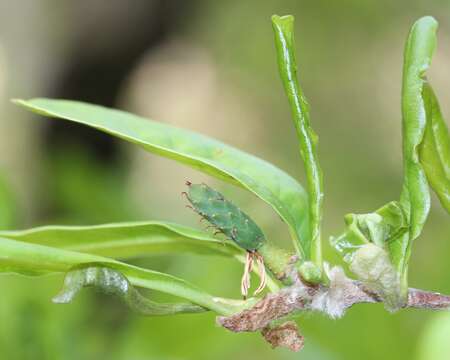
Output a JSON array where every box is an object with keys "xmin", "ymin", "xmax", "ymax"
[
  {"xmin": 13, "ymin": 98, "xmax": 310, "ymax": 257},
  {"xmin": 53, "ymin": 266, "xmax": 206, "ymax": 315},
  {"xmin": 0, "ymin": 236, "xmax": 238, "ymax": 315}
]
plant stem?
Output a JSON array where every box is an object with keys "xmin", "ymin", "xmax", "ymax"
[
  {"xmin": 258, "ymin": 241, "xmax": 295, "ymax": 282},
  {"xmin": 218, "ymin": 276, "xmax": 450, "ymax": 333}
]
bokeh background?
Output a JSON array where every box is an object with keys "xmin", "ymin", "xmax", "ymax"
[{"xmin": 0, "ymin": 1, "xmax": 449, "ymax": 359}]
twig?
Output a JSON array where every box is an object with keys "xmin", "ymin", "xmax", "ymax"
[{"xmin": 217, "ymin": 266, "xmax": 450, "ymax": 351}]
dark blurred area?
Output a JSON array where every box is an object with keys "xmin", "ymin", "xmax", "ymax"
[{"xmin": 0, "ymin": 1, "xmax": 449, "ymax": 359}]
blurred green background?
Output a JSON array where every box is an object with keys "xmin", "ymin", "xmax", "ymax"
[{"xmin": 0, "ymin": 1, "xmax": 449, "ymax": 359}]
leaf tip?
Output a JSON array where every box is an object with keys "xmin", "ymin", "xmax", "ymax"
[
  {"xmin": 417, "ymin": 15, "xmax": 438, "ymax": 28},
  {"xmin": 271, "ymin": 14, "xmax": 295, "ymax": 31},
  {"xmin": 412, "ymin": 16, "xmax": 439, "ymax": 37},
  {"xmin": 11, "ymin": 98, "xmax": 26, "ymax": 106},
  {"xmin": 271, "ymin": 14, "xmax": 280, "ymax": 21}
]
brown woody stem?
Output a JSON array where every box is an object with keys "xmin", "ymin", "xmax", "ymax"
[{"xmin": 217, "ymin": 266, "xmax": 450, "ymax": 351}]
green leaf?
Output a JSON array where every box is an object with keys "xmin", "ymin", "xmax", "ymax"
[
  {"xmin": 12, "ymin": 98, "xmax": 309, "ymax": 257},
  {"xmin": 331, "ymin": 201, "xmax": 408, "ymax": 259},
  {"xmin": 419, "ymin": 83, "xmax": 450, "ymax": 213},
  {"xmin": 0, "ymin": 221, "xmax": 241, "ymax": 260},
  {"xmin": 330, "ymin": 201, "xmax": 408, "ymax": 311},
  {"xmin": 271, "ymin": 15, "xmax": 324, "ymax": 269},
  {"xmin": 393, "ymin": 16, "xmax": 437, "ymax": 297},
  {"xmin": 53, "ymin": 266, "xmax": 206, "ymax": 315},
  {"xmin": 0, "ymin": 221, "xmax": 280, "ymax": 292},
  {"xmin": 0, "ymin": 236, "xmax": 239, "ymax": 315}
]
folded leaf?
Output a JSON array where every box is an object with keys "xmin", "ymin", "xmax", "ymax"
[
  {"xmin": 0, "ymin": 237, "xmax": 238, "ymax": 315},
  {"xmin": 53, "ymin": 266, "xmax": 206, "ymax": 315},
  {"xmin": 419, "ymin": 83, "xmax": 450, "ymax": 213},
  {"xmin": 13, "ymin": 98, "xmax": 310, "ymax": 257},
  {"xmin": 395, "ymin": 16, "xmax": 437, "ymax": 297},
  {"xmin": 272, "ymin": 15, "xmax": 324, "ymax": 266},
  {"xmin": 331, "ymin": 201, "xmax": 408, "ymax": 260},
  {"xmin": 400, "ymin": 15, "xmax": 436, "ymax": 239}
]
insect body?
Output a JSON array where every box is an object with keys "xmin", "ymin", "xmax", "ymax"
[
  {"xmin": 184, "ymin": 182, "xmax": 267, "ymax": 298},
  {"xmin": 185, "ymin": 182, "xmax": 265, "ymax": 251}
]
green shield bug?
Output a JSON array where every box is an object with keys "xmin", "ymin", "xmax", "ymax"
[{"xmin": 183, "ymin": 182, "xmax": 267, "ymax": 298}]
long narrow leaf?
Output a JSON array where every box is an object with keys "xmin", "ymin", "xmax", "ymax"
[
  {"xmin": 272, "ymin": 15, "xmax": 324, "ymax": 267},
  {"xmin": 0, "ymin": 221, "xmax": 241, "ymax": 259},
  {"xmin": 0, "ymin": 221, "xmax": 280, "ymax": 292},
  {"xmin": 13, "ymin": 98, "xmax": 310, "ymax": 256},
  {"xmin": 0, "ymin": 237, "xmax": 238, "ymax": 315}
]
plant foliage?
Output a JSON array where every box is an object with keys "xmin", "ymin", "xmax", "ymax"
[{"xmin": 1, "ymin": 13, "xmax": 448, "ymax": 353}]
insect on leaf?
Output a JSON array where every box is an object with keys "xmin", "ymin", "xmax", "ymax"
[
  {"xmin": 184, "ymin": 182, "xmax": 265, "ymax": 252},
  {"xmin": 12, "ymin": 98, "xmax": 310, "ymax": 258}
]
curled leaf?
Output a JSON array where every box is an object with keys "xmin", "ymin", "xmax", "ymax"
[
  {"xmin": 419, "ymin": 83, "xmax": 450, "ymax": 213},
  {"xmin": 272, "ymin": 15, "xmax": 324, "ymax": 266},
  {"xmin": 331, "ymin": 201, "xmax": 408, "ymax": 261},
  {"xmin": 53, "ymin": 266, "xmax": 206, "ymax": 315},
  {"xmin": 395, "ymin": 16, "xmax": 437, "ymax": 298},
  {"xmin": 349, "ymin": 244, "xmax": 401, "ymax": 311},
  {"xmin": 0, "ymin": 237, "xmax": 238, "ymax": 315},
  {"xmin": 330, "ymin": 202, "xmax": 407, "ymax": 310}
]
